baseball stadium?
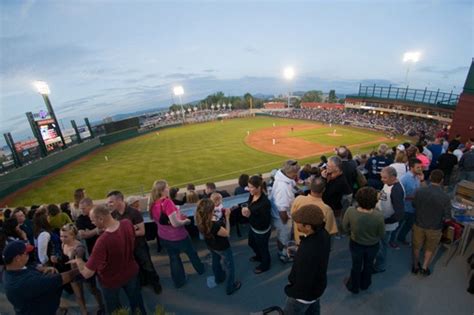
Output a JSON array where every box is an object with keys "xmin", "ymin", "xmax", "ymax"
[{"xmin": 1, "ymin": 2, "xmax": 474, "ymax": 315}]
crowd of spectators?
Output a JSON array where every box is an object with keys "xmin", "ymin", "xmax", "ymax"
[
  {"xmin": 1, "ymin": 125, "xmax": 474, "ymax": 314},
  {"xmin": 267, "ymin": 108, "xmax": 443, "ymax": 137}
]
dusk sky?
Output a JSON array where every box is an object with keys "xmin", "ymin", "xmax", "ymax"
[{"xmin": 0, "ymin": 0, "xmax": 472, "ymax": 144}]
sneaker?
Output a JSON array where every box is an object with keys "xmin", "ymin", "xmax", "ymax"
[
  {"xmin": 226, "ymin": 281, "xmax": 242, "ymax": 295},
  {"xmin": 420, "ymin": 268, "xmax": 431, "ymax": 277},
  {"xmin": 389, "ymin": 242, "xmax": 400, "ymax": 250},
  {"xmin": 279, "ymin": 254, "xmax": 294, "ymax": 263},
  {"xmin": 411, "ymin": 262, "xmax": 421, "ymax": 275}
]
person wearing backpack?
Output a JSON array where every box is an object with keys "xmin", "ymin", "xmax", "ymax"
[{"xmin": 149, "ymin": 180, "xmax": 204, "ymax": 288}]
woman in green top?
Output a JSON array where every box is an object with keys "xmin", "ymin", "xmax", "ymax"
[
  {"xmin": 342, "ymin": 187, "xmax": 385, "ymax": 294},
  {"xmin": 47, "ymin": 204, "xmax": 72, "ymax": 233}
]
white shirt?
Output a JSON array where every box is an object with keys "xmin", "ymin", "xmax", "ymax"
[
  {"xmin": 453, "ymin": 149, "xmax": 463, "ymax": 161},
  {"xmin": 269, "ymin": 170, "xmax": 296, "ymax": 219},
  {"xmin": 390, "ymin": 162, "xmax": 408, "ymax": 180},
  {"xmin": 376, "ymin": 183, "xmax": 405, "ymax": 231},
  {"xmin": 35, "ymin": 231, "xmax": 51, "ymax": 265}
]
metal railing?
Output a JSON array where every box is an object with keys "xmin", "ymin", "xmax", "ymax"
[{"xmin": 347, "ymin": 84, "xmax": 459, "ymax": 108}]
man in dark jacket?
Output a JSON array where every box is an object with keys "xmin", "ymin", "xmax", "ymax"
[
  {"xmin": 412, "ymin": 170, "xmax": 451, "ymax": 276},
  {"xmin": 284, "ymin": 204, "xmax": 330, "ymax": 315}
]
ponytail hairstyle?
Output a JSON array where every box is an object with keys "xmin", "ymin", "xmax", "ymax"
[
  {"xmin": 249, "ymin": 174, "xmax": 267, "ymax": 195},
  {"xmin": 195, "ymin": 199, "xmax": 215, "ymax": 238},
  {"xmin": 149, "ymin": 180, "xmax": 168, "ymax": 212}
]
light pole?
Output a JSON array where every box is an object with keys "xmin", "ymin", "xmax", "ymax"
[
  {"xmin": 403, "ymin": 51, "xmax": 421, "ymax": 86},
  {"xmin": 33, "ymin": 81, "xmax": 67, "ymax": 148},
  {"xmin": 283, "ymin": 66, "xmax": 295, "ymax": 108},
  {"xmin": 173, "ymin": 85, "xmax": 185, "ymax": 123}
]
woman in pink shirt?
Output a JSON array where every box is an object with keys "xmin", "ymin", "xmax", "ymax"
[{"xmin": 149, "ymin": 180, "xmax": 204, "ymax": 288}]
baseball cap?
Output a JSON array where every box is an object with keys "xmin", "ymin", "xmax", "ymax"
[
  {"xmin": 2, "ymin": 241, "xmax": 34, "ymax": 264},
  {"xmin": 292, "ymin": 204, "xmax": 325, "ymax": 226},
  {"xmin": 396, "ymin": 144, "xmax": 405, "ymax": 151},
  {"xmin": 126, "ymin": 195, "xmax": 141, "ymax": 205}
]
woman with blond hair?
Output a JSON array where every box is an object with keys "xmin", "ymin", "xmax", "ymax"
[
  {"xmin": 195, "ymin": 199, "xmax": 241, "ymax": 295},
  {"xmin": 149, "ymin": 180, "xmax": 204, "ymax": 288},
  {"xmin": 60, "ymin": 224, "xmax": 104, "ymax": 315},
  {"xmin": 390, "ymin": 151, "xmax": 408, "ymax": 179}
]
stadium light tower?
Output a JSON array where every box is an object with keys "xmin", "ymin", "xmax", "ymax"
[
  {"xmin": 33, "ymin": 80, "xmax": 66, "ymax": 148},
  {"xmin": 403, "ymin": 51, "xmax": 421, "ymax": 86},
  {"xmin": 173, "ymin": 85, "xmax": 185, "ymax": 123},
  {"xmin": 283, "ymin": 66, "xmax": 295, "ymax": 108}
]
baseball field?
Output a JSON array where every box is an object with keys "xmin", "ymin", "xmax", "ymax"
[{"xmin": 6, "ymin": 116, "xmax": 407, "ymax": 206}]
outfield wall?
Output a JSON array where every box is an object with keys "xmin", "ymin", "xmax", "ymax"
[
  {"xmin": 0, "ymin": 139, "xmax": 102, "ymax": 200},
  {"xmin": 0, "ymin": 113, "xmax": 252, "ymax": 204}
]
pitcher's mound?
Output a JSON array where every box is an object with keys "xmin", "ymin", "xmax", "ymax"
[{"xmin": 326, "ymin": 133, "xmax": 343, "ymax": 137}]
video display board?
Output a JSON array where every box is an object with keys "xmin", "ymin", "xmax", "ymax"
[{"xmin": 36, "ymin": 118, "xmax": 63, "ymax": 151}]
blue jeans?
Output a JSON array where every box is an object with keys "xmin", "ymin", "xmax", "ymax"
[
  {"xmin": 284, "ymin": 297, "xmax": 320, "ymax": 315},
  {"xmin": 100, "ymin": 274, "xmax": 146, "ymax": 315},
  {"xmin": 375, "ymin": 230, "xmax": 393, "ymax": 270},
  {"xmin": 248, "ymin": 228, "xmax": 271, "ymax": 271},
  {"xmin": 395, "ymin": 212, "xmax": 415, "ymax": 243},
  {"xmin": 161, "ymin": 237, "xmax": 204, "ymax": 288},
  {"xmin": 210, "ymin": 247, "xmax": 237, "ymax": 294},
  {"xmin": 347, "ymin": 240, "xmax": 379, "ymax": 293}
]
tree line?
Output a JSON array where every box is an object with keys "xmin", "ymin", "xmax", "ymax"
[{"xmin": 169, "ymin": 90, "xmax": 344, "ymax": 112}]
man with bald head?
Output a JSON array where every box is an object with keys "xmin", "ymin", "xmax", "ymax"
[
  {"xmin": 373, "ymin": 166, "xmax": 405, "ymax": 273},
  {"xmin": 76, "ymin": 197, "xmax": 100, "ymax": 255},
  {"xmin": 71, "ymin": 205, "xmax": 146, "ymax": 315}
]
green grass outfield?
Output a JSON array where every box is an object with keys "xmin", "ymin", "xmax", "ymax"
[{"xmin": 8, "ymin": 116, "xmax": 408, "ymax": 206}]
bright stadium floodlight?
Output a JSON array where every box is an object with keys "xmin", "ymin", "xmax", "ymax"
[
  {"xmin": 283, "ymin": 66, "xmax": 295, "ymax": 81},
  {"xmin": 32, "ymin": 80, "xmax": 67, "ymax": 150},
  {"xmin": 172, "ymin": 86, "xmax": 185, "ymax": 123},
  {"xmin": 403, "ymin": 51, "xmax": 421, "ymax": 63},
  {"xmin": 173, "ymin": 85, "xmax": 184, "ymax": 96},
  {"xmin": 33, "ymin": 81, "xmax": 51, "ymax": 95},
  {"xmin": 403, "ymin": 51, "xmax": 421, "ymax": 86},
  {"xmin": 283, "ymin": 66, "xmax": 295, "ymax": 108}
]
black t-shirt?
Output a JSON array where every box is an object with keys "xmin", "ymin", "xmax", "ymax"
[
  {"xmin": 322, "ymin": 174, "xmax": 351, "ymax": 212},
  {"xmin": 437, "ymin": 153, "xmax": 458, "ymax": 173},
  {"xmin": 112, "ymin": 206, "xmax": 145, "ymax": 245},
  {"xmin": 75, "ymin": 214, "xmax": 98, "ymax": 254},
  {"xmin": 341, "ymin": 159, "xmax": 357, "ymax": 191},
  {"xmin": 204, "ymin": 221, "xmax": 230, "ymax": 251},
  {"xmin": 247, "ymin": 194, "xmax": 272, "ymax": 231}
]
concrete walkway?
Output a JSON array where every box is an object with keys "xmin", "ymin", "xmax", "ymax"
[{"xmin": 1, "ymin": 225, "xmax": 473, "ymax": 314}]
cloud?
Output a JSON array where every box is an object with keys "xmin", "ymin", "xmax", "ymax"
[
  {"xmin": 164, "ymin": 73, "xmax": 199, "ymax": 80},
  {"xmin": 203, "ymin": 69, "xmax": 216, "ymax": 73},
  {"xmin": 417, "ymin": 66, "xmax": 469, "ymax": 78},
  {"xmin": 0, "ymin": 41, "xmax": 94, "ymax": 78}
]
